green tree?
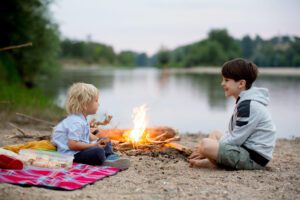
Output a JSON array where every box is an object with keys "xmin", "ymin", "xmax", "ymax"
[
  {"xmin": 0, "ymin": 0, "xmax": 60, "ymax": 87},
  {"xmin": 135, "ymin": 53, "xmax": 148, "ymax": 66},
  {"xmin": 156, "ymin": 48, "xmax": 170, "ymax": 68},
  {"xmin": 208, "ymin": 29, "xmax": 241, "ymax": 59},
  {"xmin": 60, "ymin": 39, "xmax": 117, "ymax": 65},
  {"xmin": 153, "ymin": 29, "xmax": 300, "ymax": 68},
  {"xmin": 117, "ymin": 51, "xmax": 136, "ymax": 66},
  {"xmin": 290, "ymin": 37, "xmax": 300, "ymax": 66},
  {"xmin": 241, "ymin": 35, "xmax": 254, "ymax": 58}
]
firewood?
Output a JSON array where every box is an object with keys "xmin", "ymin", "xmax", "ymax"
[
  {"xmin": 95, "ymin": 128, "xmax": 126, "ymax": 141},
  {"xmin": 146, "ymin": 135, "xmax": 180, "ymax": 144},
  {"xmin": 146, "ymin": 127, "xmax": 177, "ymax": 140},
  {"xmin": 115, "ymin": 142, "xmax": 133, "ymax": 151},
  {"xmin": 95, "ymin": 126, "xmax": 178, "ymax": 143},
  {"xmin": 164, "ymin": 142, "xmax": 192, "ymax": 156},
  {"xmin": 164, "ymin": 136, "xmax": 180, "ymax": 143},
  {"xmin": 151, "ymin": 132, "xmax": 168, "ymax": 141}
]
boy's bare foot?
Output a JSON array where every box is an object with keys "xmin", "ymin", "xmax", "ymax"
[
  {"xmin": 188, "ymin": 148, "xmax": 204, "ymax": 160},
  {"xmin": 189, "ymin": 159, "xmax": 216, "ymax": 169}
]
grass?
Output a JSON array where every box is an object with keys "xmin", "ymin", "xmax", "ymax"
[{"xmin": 0, "ymin": 81, "xmax": 65, "ymax": 124}]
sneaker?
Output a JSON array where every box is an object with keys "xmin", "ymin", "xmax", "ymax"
[
  {"xmin": 106, "ymin": 154, "xmax": 120, "ymax": 161},
  {"xmin": 103, "ymin": 158, "xmax": 130, "ymax": 170}
]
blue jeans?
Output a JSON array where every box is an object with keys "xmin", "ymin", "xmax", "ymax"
[{"xmin": 73, "ymin": 140, "xmax": 114, "ymax": 165}]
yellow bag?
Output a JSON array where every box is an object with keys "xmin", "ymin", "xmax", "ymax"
[{"xmin": 3, "ymin": 140, "xmax": 56, "ymax": 153}]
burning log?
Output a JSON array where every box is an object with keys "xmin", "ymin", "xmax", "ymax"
[
  {"xmin": 91, "ymin": 105, "xmax": 191, "ymax": 157},
  {"xmin": 95, "ymin": 127, "xmax": 178, "ymax": 142},
  {"xmin": 108, "ymin": 127, "xmax": 190, "ymax": 157}
]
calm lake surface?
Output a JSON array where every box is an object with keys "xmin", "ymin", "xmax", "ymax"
[{"xmin": 41, "ymin": 67, "xmax": 300, "ymax": 139}]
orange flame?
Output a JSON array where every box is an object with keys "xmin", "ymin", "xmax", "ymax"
[{"xmin": 127, "ymin": 104, "xmax": 148, "ymax": 143}]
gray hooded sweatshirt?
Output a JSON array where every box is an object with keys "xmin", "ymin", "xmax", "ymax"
[{"xmin": 220, "ymin": 87, "xmax": 276, "ymax": 160}]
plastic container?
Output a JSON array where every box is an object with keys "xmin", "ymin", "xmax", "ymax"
[{"xmin": 19, "ymin": 149, "xmax": 74, "ymax": 169}]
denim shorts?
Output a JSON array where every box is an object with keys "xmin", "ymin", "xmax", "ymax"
[{"xmin": 217, "ymin": 142, "xmax": 264, "ymax": 170}]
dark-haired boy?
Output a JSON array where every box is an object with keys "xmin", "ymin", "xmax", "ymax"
[{"xmin": 189, "ymin": 58, "xmax": 276, "ymax": 170}]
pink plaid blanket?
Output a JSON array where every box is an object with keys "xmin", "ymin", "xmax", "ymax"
[{"xmin": 0, "ymin": 163, "xmax": 120, "ymax": 190}]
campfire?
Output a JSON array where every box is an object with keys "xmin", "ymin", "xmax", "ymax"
[{"xmin": 91, "ymin": 104, "xmax": 191, "ymax": 156}]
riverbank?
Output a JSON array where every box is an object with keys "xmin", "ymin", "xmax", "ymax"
[
  {"xmin": 0, "ymin": 81, "xmax": 65, "ymax": 128},
  {"xmin": 171, "ymin": 67, "xmax": 300, "ymax": 76},
  {"xmin": 0, "ymin": 127, "xmax": 299, "ymax": 200}
]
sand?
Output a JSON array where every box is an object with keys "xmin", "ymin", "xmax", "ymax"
[{"xmin": 0, "ymin": 128, "xmax": 299, "ymax": 200}]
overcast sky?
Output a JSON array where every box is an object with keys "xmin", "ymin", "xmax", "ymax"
[{"xmin": 51, "ymin": 0, "xmax": 300, "ymax": 55}]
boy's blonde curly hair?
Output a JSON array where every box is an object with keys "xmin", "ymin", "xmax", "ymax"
[{"xmin": 65, "ymin": 82, "xmax": 99, "ymax": 115}]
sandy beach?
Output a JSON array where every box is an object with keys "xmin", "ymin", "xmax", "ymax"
[{"xmin": 0, "ymin": 126, "xmax": 299, "ymax": 200}]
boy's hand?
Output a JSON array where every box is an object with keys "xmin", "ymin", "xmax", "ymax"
[
  {"xmin": 96, "ymin": 138, "xmax": 110, "ymax": 147},
  {"xmin": 90, "ymin": 128, "xmax": 99, "ymax": 135},
  {"xmin": 95, "ymin": 142, "xmax": 106, "ymax": 148},
  {"xmin": 90, "ymin": 119, "xmax": 97, "ymax": 128}
]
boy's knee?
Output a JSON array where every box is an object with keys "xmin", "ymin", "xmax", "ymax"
[
  {"xmin": 201, "ymin": 138, "xmax": 219, "ymax": 156},
  {"xmin": 201, "ymin": 138, "xmax": 211, "ymax": 151},
  {"xmin": 90, "ymin": 147, "xmax": 106, "ymax": 163},
  {"xmin": 208, "ymin": 130, "xmax": 223, "ymax": 140}
]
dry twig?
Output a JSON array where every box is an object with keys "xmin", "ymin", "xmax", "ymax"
[
  {"xmin": 7, "ymin": 122, "xmax": 50, "ymax": 140},
  {"xmin": 0, "ymin": 42, "xmax": 32, "ymax": 51},
  {"xmin": 16, "ymin": 112, "xmax": 55, "ymax": 127},
  {"xmin": 8, "ymin": 122, "xmax": 28, "ymax": 137}
]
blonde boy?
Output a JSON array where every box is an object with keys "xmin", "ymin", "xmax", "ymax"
[{"xmin": 52, "ymin": 83, "xmax": 130, "ymax": 170}]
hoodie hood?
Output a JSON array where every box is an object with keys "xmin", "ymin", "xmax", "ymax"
[{"xmin": 238, "ymin": 87, "xmax": 270, "ymax": 106}]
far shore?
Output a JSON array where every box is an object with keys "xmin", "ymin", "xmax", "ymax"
[
  {"xmin": 61, "ymin": 64, "xmax": 300, "ymax": 76},
  {"xmin": 170, "ymin": 66, "xmax": 300, "ymax": 76}
]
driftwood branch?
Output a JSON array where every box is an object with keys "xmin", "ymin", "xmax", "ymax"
[
  {"xmin": 8, "ymin": 122, "xmax": 27, "ymax": 137},
  {"xmin": 7, "ymin": 122, "xmax": 50, "ymax": 140},
  {"xmin": 16, "ymin": 112, "xmax": 55, "ymax": 126},
  {"xmin": 0, "ymin": 42, "xmax": 32, "ymax": 51}
]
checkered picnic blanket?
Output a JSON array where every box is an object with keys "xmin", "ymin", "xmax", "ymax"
[{"xmin": 0, "ymin": 163, "xmax": 119, "ymax": 190}]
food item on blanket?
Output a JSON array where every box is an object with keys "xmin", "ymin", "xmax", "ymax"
[
  {"xmin": 90, "ymin": 114, "xmax": 113, "ymax": 128},
  {"xmin": 0, "ymin": 148, "xmax": 23, "ymax": 160},
  {"xmin": 0, "ymin": 154, "xmax": 24, "ymax": 170},
  {"xmin": 19, "ymin": 149, "xmax": 73, "ymax": 169}
]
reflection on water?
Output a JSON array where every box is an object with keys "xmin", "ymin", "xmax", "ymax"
[
  {"xmin": 173, "ymin": 73, "xmax": 227, "ymax": 109},
  {"xmin": 40, "ymin": 67, "xmax": 300, "ymax": 138}
]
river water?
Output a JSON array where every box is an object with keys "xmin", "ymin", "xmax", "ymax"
[{"xmin": 40, "ymin": 67, "xmax": 300, "ymax": 139}]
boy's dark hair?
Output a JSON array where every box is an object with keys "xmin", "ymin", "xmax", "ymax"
[{"xmin": 221, "ymin": 58, "xmax": 258, "ymax": 89}]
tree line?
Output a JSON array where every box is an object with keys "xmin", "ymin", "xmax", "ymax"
[
  {"xmin": 61, "ymin": 30, "xmax": 300, "ymax": 69},
  {"xmin": 155, "ymin": 29, "xmax": 300, "ymax": 68},
  {"xmin": 60, "ymin": 39, "xmax": 148, "ymax": 67},
  {"xmin": 1, "ymin": 0, "xmax": 300, "ymax": 88}
]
